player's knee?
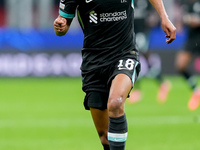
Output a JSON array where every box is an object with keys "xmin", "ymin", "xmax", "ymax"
[{"xmin": 107, "ymin": 96, "xmax": 124, "ymax": 116}]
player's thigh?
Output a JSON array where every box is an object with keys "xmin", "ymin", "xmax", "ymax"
[
  {"xmin": 108, "ymin": 57, "xmax": 140, "ymax": 100},
  {"xmin": 109, "ymin": 74, "xmax": 132, "ymax": 103}
]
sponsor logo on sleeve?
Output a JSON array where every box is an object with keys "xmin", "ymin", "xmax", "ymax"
[{"xmin": 59, "ymin": 3, "xmax": 65, "ymax": 9}]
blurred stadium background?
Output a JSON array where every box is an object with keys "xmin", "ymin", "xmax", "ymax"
[
  {"xmin": 0, "ymin": 0, "xmax": 199, "ymax": 150},
  {"xmin": 0, "ymin": 0, "xmax": 199, "ymax": 76}
]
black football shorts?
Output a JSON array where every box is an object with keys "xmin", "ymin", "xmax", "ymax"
[
  {"xmin": 184, "ymin": 28, "xmax": 200, "ymax": 54},
  {"xmin": 82, "ymin": 56, "xmax": 140, "ymax": 110}
]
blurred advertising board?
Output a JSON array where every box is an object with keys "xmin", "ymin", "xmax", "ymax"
[
  {"xmin": 0, "ymin": 52, "xmax": 82, "ymax": 77},
  {"xmin": 0, "ymin": 27, "xmax": 198, "ymax": 77},
  {"xmin": 0, "ymin": 28, "xmax": 83, "ymax": 77}
]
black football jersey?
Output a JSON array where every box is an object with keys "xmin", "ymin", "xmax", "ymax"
[{"xmin": 59, "ymin": 0, "xmax": 138, "ymax": 72}]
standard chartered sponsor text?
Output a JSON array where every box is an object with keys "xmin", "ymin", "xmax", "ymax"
[{"xmin": 100, "ymin": 10, "xmax": 127, "ymax": 22}]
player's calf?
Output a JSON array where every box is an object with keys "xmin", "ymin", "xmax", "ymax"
[{"xmin": 108, "ymin": 114, "xmax": 128, "ymax": 150}]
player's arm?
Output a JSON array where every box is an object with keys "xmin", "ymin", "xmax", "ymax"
[
  {"xmin": 149, "ymin": 0, "xmax": 176, "ymax": 44},
  {"xmin": 54, "ymin": 15, "xmax": 72, "ymax": 36}
]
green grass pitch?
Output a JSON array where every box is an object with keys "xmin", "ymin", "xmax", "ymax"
[{"xmin": 0, "ymin": 76, "xmax": 199, "ymax": 150}]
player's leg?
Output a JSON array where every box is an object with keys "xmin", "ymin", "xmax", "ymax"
[
  {"xmin": 107, "ymin": 74, "xmax": 132, "ymax": 150},
  {"xmin": 176, "ymin": 50, "xmax": 200, "ymax": 110},
  {"xmin": 90, "ymin": 108, "xmax": 110, "ymax": 150},
  {"xmin": 144, "ymin": 52, "xmax": 171, "ymax": 102},
  {"xmin": 157, "ymin": 80, "xmax": 171, "ymax": 103},
  {"xmin": 155, "ymin": 65, "xmax": 171, "ymax": 103},
  {"xmin": 176, "ymin": 50, "xmax": 197, "ymax": 89},
  {"xmin": 108, "ymin": 74, "xmax": 132, "ymax": 117}
]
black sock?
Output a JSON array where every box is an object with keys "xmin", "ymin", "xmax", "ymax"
[
  {"xmin": 103, "ymin": 144, "xmax": 110, "ymax": 150},
  {"xmin": 180, "ymin": 70, "xmax": 197, "ymax": 90},
  {"xmin": 108, "ymin": 114, "xmax": 128, "ymax": 150}
]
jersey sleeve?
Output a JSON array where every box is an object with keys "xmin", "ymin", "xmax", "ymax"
[{"xmin": 59, "ymin": 0, "xmax": 77, "ymax": 19}]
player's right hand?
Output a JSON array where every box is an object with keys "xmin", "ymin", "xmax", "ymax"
[{"xmin": 54, "ymin": 16, "xmax": 67, "ymax": 33}]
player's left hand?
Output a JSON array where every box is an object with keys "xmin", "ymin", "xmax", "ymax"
[{"xmin": 161, "ymin": 18, "xmax": 176, "ymax": 44}]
